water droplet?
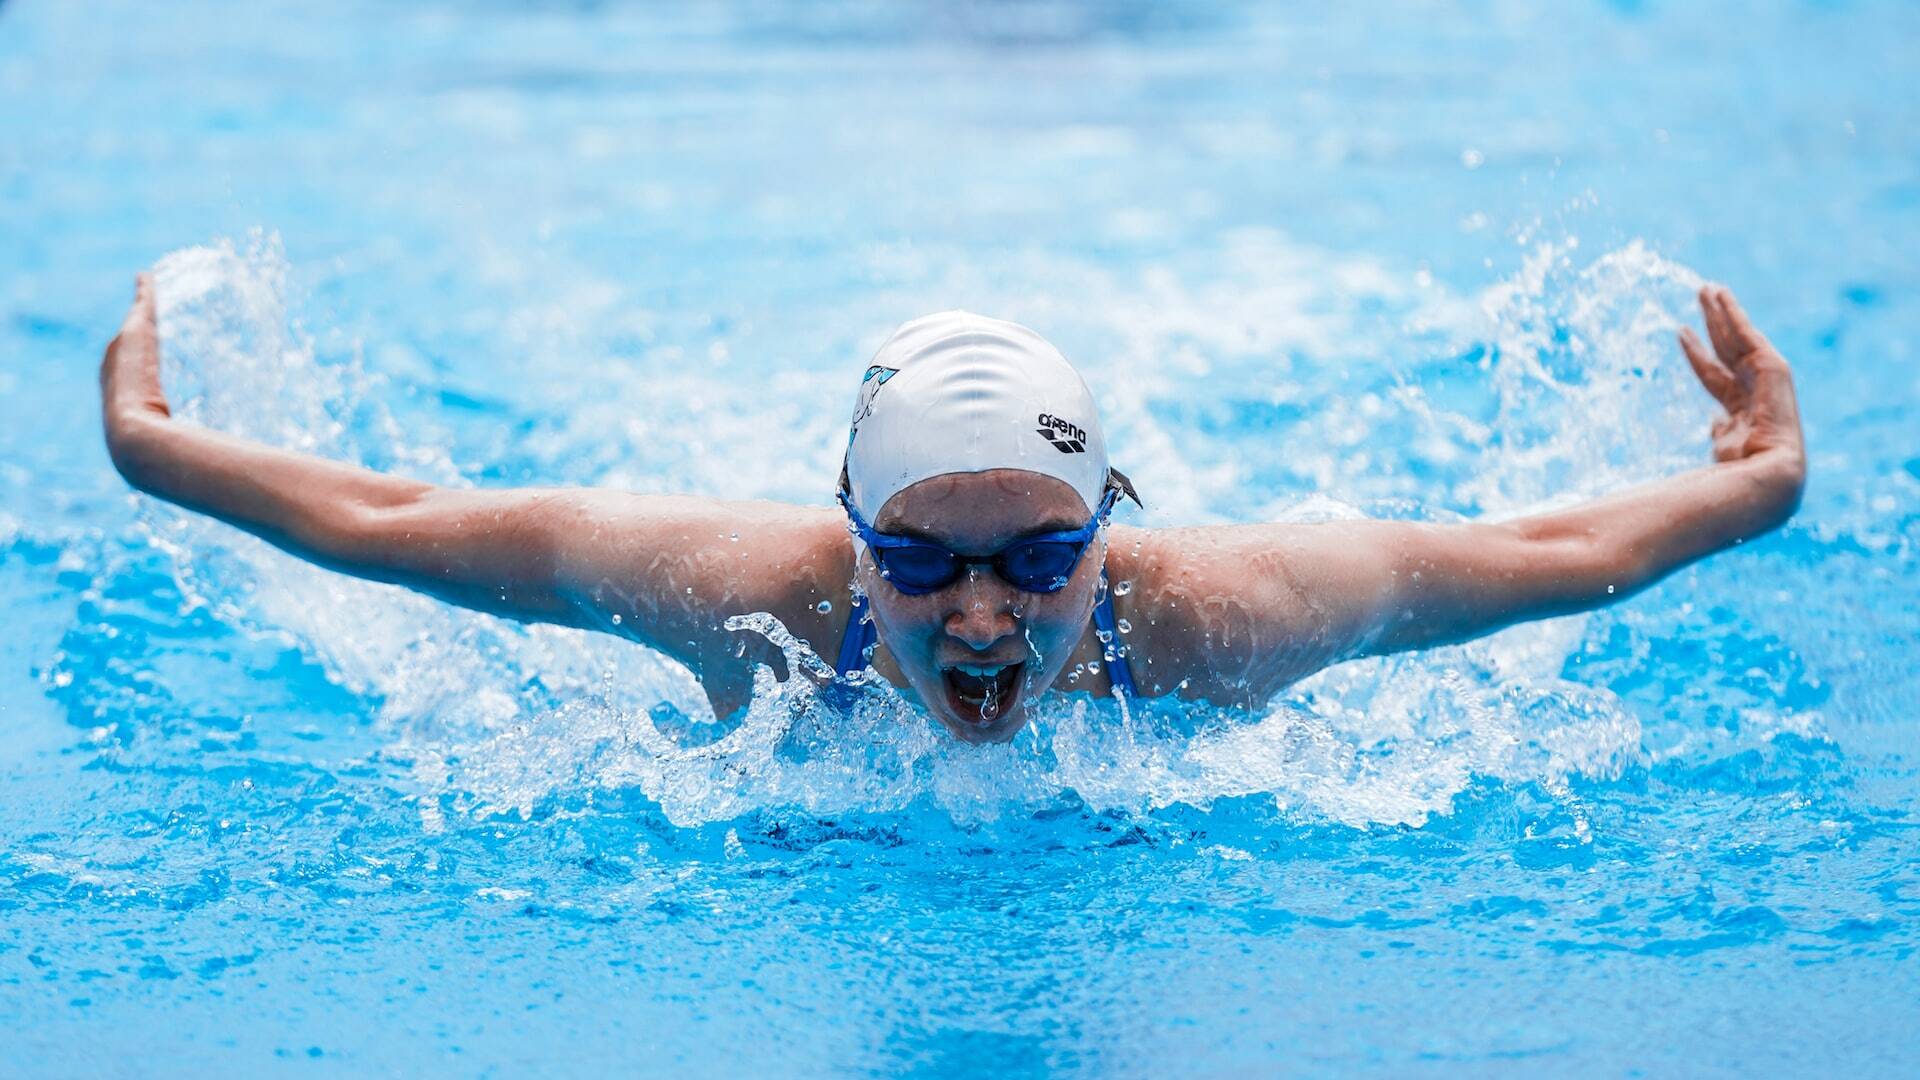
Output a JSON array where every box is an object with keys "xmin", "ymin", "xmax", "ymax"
[
  {"xmin": 1606, "ymin": 584, "xmax": 1616, "ymax": 594},
  {"xmin": 610, "ymin": 613, "xmax": 622, "ymax": 625},
  {"xmin": 1096, "ymin": 628, "xmax": 1113, "ymax": 644},
  {"xmin": 728, "ymin": 531, "xmax": 739, "ymax": 542},
  {"xmin": 1087, "ymin": 661, "xmax": 1101, "ymax": 674},
  {"xmin": 1117, "ymin": 618, "xmax": 1132, "ymax": 634},
  {"xmin": 1114, "ymin": 579, "xmax": 1133, "ymax": 596},
  {"xmin": 1067, "ymin": 671, "xmax": 1080, "ymax": 683},
  {"xmin": 816, "ymin": 600, "xmax": 833, "ymax": 614}
]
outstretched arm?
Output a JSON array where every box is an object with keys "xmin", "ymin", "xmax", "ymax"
[
  {"xmin": 1122, "ymin": 285, "xmax": 1805, "ymax": 703},
  {"xmin": 101, "ymin": 274, "xmax": 845, "ymax": 710},
  {"xmin": 104, "ymin": 273, "xmax": 597, "ymax": 624}
]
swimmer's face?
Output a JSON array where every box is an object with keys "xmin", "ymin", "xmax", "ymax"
[{"xmin": 863, "ymin": 470, "xmax": 1102, "ymax": 744}]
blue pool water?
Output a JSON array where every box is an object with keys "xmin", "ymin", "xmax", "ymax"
[{"xmin": 4, "ymin": 1, "xmax": 1919, "ymax": 1073}]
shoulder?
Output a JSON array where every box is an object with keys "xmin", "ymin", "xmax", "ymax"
[
  {"xmin": 649, "ymin": 495, "xmax": 851, "ymax": 611},
  {"xmin": 1100, "ymin": 524, "xmax": 1262, "ymax": 703},
  {"xmin": 1101, "ymin": 521, "xmax": 1394, "ymax": 706},
  {"xmin": 551, "ymin": 492, "xmax": 854, "ymax": 641},
  {"xmin": 552, "ymin": 493, "xmax": 857, "ymax": 717}
]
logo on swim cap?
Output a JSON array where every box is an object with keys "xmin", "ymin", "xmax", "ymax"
[
  {"xmin": 1035, "ymin": 413, "xmax": 1087, "ymax": 454},
  {"xmin": 848, "ymin": 365, "xmax": 900, "ymax": 445}
]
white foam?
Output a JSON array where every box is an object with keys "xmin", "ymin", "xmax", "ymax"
[{"xmin": 140, "ymin": 229, "xmax": 1712, "ymax": 829}]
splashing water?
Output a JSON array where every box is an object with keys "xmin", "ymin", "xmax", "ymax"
[{"xmin": 130, "ymin": 233, "xmax": 1714, "ymax": 833}]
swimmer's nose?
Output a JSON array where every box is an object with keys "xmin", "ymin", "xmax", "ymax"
[{"xmin": 943, "ymin": 568, "xmax": 1017, "ymax": 650}]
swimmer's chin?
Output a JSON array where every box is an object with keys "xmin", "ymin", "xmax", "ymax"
[{"xmin": 930, "ymin": 697, "xmax": 1033, "ymax": 744}]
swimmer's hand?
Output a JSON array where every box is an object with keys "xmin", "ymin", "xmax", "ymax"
[
  {"xmin": 1678, "ymin": 284, "xmax": 1806, "ymax": 507},
  {"xmin": 100, "ymin": 273, "xmax": 171, "ymax": 470}
]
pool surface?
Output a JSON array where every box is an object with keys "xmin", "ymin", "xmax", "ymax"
[{"xmin": 3, "ymin": 1, "xmax": 1918, "ymax": 1074}]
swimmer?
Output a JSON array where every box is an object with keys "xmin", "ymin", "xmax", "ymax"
[{"xmin": 100, "ymin": 276, "xmax": 1805, "ymax": 743}]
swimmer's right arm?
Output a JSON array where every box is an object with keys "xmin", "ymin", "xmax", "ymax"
[
  {"xmin": 100, "ymin": 275, "xmax": 844, "ymax": 708},
  {"xmin": 101, "ymin": 275, "xmax": 584, "ymax": 622}
]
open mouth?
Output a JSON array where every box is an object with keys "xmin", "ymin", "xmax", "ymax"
[{"xmin": 941, "ymin": 660, "xmax": 1025, "ymax": 727}]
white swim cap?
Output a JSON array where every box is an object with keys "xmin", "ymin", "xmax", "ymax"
[{"xmin": 841, "ymin": 310, "xmax": 1126, "ymax": 520}]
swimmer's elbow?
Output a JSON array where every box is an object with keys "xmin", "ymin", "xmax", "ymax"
[
  {"xmin": 298, "ymin": 498, "xmax": 423, "ymax": 575},
  {"xmin": 338, "ymin": 489, "xmax": 452, "ymax": 556},
  {"xmin": 348, "ymin": 489, "xmax": 573, "ymax": 598},
  {"xmin": 318, "ymin": 489, "xmax": 483, "ymax": 575},
  {"xmin": 1500, "ymin": 521, "xmax": 1647, "ymax": 608}
]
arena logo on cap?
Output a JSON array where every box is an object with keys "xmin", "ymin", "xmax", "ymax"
[
  {"xmin": 848, "ymin": 365, "xmax": 900, "ymax": 440},
  {"xmin": 1035, "ymin": 413, "xmax": 1087, "ymax": 453}
]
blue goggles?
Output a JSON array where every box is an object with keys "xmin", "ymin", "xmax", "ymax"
[{"xmin": 839, "ymin": 482, "xmax": 1128, "ymax": 596}]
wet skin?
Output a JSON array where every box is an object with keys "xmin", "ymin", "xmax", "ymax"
[
  {"xmin": 858, "ymin": 471, "xmax": 1106, "ymax": 744},
  {"xmin": 102, "ymin": 276, "xmax": 1806, "ymax": 744}
]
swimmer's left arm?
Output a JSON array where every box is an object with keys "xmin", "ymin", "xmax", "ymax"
[
  {"xmin": 1127, "ymin": 285, "xmax": 1806, "ymax": 702},
  {"xmin": 1360, "ymin": 284, "xmax": 1804, "ymax": 654}
]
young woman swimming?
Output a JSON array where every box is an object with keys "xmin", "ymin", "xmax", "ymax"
[{"xmin": 99, "ymin": 276, "xmax": 1805, "ymax": 743}]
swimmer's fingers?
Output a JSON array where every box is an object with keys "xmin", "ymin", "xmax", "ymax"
[
  {"xmin": 1679, "ymin": 326, "xmax": 1738, "ymax": 407},
  {"xmin": 112, "ymin": 272, "xmax": 158, "ymax": 352},
  {"xmin": 1690, "ymin": 284, "xmax": 1803, "ymax": 467},
  {"xmin": 102, "ymin": 271, "xmax": 169, "ymax": 420},
  {"xmin": 1712, "ymin": 287, "xmax": 1790, "ymax": 381},
  {"xmin": 125, "ymin": 272, "xmax": 156, "ymax": 333},
  {"xmin": 1698, "ymin": 284, "xmax": 1741, "ymax": 368},
  {"xmin": 1699, "ymin": 284, "xmax": 1777, "ymax": 373}
]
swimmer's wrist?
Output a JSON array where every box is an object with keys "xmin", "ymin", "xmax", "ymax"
[
  {"xmin": 1743, "ymin": 448, "xmax": 1806, "ymax": 524},
  {"xmin": 102, "ymin": 407, "xmax": 188, "ymax": 495}
]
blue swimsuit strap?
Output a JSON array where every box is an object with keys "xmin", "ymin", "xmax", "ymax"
[
  {"xmin": 832, "ymin": 570, "xmax": 1138, "ymax": 699},
  {"xmin": 833, "ymin": 589, "xmax": 877, "ymax": 679},
  {"xmin": 1089, "ymin": 575, "xmax": 1139, "ymax": 698}
]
